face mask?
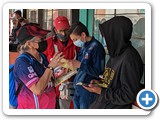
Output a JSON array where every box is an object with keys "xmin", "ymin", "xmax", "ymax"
[
  {"xmin": 57, "ymin": 33, "xmax": 68, "ymax": 42},
  {"xmin": 37, "ymin": 40, "xmax": 48, "ymax": 53},
  {"xmin": 73, "ymin": 39, "xmax": 85, "ymax": 47}
]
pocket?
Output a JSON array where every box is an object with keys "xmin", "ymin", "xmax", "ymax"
[{"xmin": 59, "ymin": 82, "xmax": 75, "ymax": 100}]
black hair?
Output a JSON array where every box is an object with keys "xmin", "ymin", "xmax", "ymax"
[
  {"xmin": 19, "ymin": 17, "xmax": 25, "ymax": 23},
  {"xmin": 68, "ymin": 21, "xmax": 89, "ymax": 36},
  {"xmin": 14, "ymin": 10, "xmax": 22, "ymax": 17}
]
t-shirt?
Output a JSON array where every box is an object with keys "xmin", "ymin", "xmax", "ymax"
[{"xmin": 14, "ymin": 53, "xmax": 56, "ymax": 109}]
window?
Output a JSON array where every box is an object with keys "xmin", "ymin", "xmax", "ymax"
[
  {"xmin": 42, "ymin": 9, "xmax": 71, "ymax": 30},
  {"xmin": 27, "ymin": 9, "xmax": 71, "ymax": 30},
  {"xmin": 27, "ymin": 9, "xmax": 38, "ymax": 23},
  {"xmin": 94, "ymin": 9, "xmax": 145, "ymax": 84},
  {"xmin": 42, "ymin": 9, "xmax": 56, "ymax": 30},
  {"xmin": 94, "ymin": 9, "xmax": 145, "ymax": 45},
  {"xmin": 94, "ymin": 9, "xmax": 115, "ymax": 45}
]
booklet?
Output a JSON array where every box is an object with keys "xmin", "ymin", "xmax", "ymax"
[{"xmin": 54, "ymin": 70, "xmax": 78, "ymax": 87}]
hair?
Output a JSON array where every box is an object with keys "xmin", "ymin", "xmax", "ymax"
[
  {"xmin": 14, "ymin": 10, "xmax": 22, "ymax": 17},
  {"xmin": 19, "ymin": 17, "xmax": 25, "ymax": 23},
  {"xmin": 67, "ymin": 21, "xmax": 89, "ymax": 37},
  {"xmin": 19, "ymin": 17, "xmax": 28, "ymax": 26},
  {"xmin": 17, "ymin": 43, "xmax": 30, "ymax": 54},
  {"xmin": 17, "ymin": 37, "xmax": 37, "ymax": 53}
]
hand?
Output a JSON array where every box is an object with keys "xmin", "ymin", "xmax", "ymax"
[
  {"xmin": 49, "ymin": 52, "xmax": 64, "ymax": 68},
  {"xmin": 68, "ymin": 59, "xmax": 81, "ymax": 68},
  {"xmin": 57, "ymin": 68, "xmax": 69, "ymax": 78},
  {"xmin": 82, "ymin": 80, "xmax": 102, "ymax": 95}
]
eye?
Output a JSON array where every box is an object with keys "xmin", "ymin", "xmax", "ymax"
[{"xmin": 73, "ymin": 39, "xmax": 78, "ymax": 42}]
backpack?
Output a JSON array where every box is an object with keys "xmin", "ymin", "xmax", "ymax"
[{"xmin": 9, "ymin": 53, "xmax": 47, "ymax": 108}]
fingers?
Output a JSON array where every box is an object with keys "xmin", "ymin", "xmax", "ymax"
[
  {"xmin": 83, "ymin": 85, "xmax": 101, "ymax": 94},
  {"xmin": 58, "ymin": 55, "xmax": 65, "ymax": 62},
  {"xmin": 51, "ymin": 52, "xmax": 64, "ymax": 64},
  {"xmin": 90, "ymin": 80, "xmax": 99, "ymax": 84},
  {"xmin": 89, "ymin": 80, "xmax": 99, "ymax": 88},
  {"xmin": 53, "ymin": 52, "xmax": 63, "ymax": 60},
  {"xmin": 82, "ymin": 85, "xmax": 93, "ymax": 92},
  {"xmin": 52, "ymin": 52, "xmax": 58, "ymax": 59},
  {"xmin": 49, "ymin": 53, "xmax": 64, "ymax": 68},
  {"xmin": 88, "ymin": 84, "xmax": 94, "ymax": 88},
  {"xmin": 56, "ymin": 52, "xmax": 63, "ymax": 59},
  {"xmin": 68, "ymin": 60, "xmax": 73, "ymax": 67}
]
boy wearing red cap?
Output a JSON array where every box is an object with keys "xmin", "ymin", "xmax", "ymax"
[{"xmin": 43, "ymin": 16, "xmax": 80, "ymax": 109}]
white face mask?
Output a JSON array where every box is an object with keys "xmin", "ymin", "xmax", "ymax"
[{"xmin": 73, "ymin": 39, "xmax": 85, "ymax": 47}]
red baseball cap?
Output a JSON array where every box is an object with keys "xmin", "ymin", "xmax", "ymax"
[{"xmin": 54, "ymin": 16, "xmax": 70, "ymax": 30}]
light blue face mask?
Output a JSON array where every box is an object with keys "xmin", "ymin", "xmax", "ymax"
[{"xmin": 73, "ymin": 39, "xmax": 85, "ymax": 47}]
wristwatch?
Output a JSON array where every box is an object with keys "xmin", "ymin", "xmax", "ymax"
[{"xmin": 47, "ymin": 66, "xmax": 54, "ymax": 71}]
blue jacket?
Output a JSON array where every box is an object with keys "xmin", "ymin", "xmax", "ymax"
[{"xmin": 74, "ymin": 36, "xmax": 105, "ymax": 88}]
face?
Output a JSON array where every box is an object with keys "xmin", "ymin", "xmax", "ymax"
[
  {"xmin": 13, "ymin": 13, "xmax": 20, "ymax": 19},
  {"xmin": 27, "ymin": 37, "xmax": 41, "ymax": 49},
  {"xmin": 56, "ymin": 29, "xmax": 68, "ymax": 36},
  {"xmin": 55, "ymin": 28, "xmax": 68, "ymax": 42},
  {"xmin": 70, "ymin": 32, "xmax": 86, "ymax": 42},
  {"xmin": 70, "ymin": 34, "xmax": 81, "ymax": 42},
  {"xmin": 12, "ymin": 18, "xmax": 18, "ymax": 26},
  {"xmin": 27, "ymin": 37, "xmax": 47, "ymax": 53}
]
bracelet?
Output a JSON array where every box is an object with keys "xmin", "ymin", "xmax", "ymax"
[{"xmin": 47, "ymin": 66, "xmax": 54, "ymax": 71}]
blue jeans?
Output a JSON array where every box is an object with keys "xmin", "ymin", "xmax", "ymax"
[{"xmin": 73, "ymin": 86, "xmax": 96, "ymax": 109}]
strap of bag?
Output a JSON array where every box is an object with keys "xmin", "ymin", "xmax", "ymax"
[
  {"xmin": 15, "ymin": 82, "xmax": 23, "ymax": 96},
  {"xmin": 9, "ymin": 66, "xmax": 14, "ymax": 73}
]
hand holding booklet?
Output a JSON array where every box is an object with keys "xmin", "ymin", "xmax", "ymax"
[
  {"xmin": 54, "ymin": 70, "xmax": 77, "ymax": 87},
  {"xmin": 54, "ymin": 58, "xmax": 77, "ymax": 87}
]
